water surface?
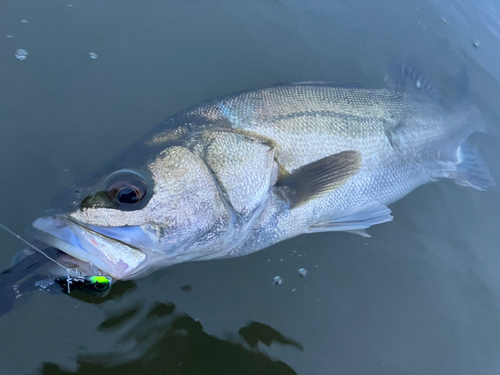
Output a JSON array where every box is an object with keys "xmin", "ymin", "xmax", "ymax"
[{"xmin": 1, "ymin": 0, "xmax": 500, "ymax": 374}]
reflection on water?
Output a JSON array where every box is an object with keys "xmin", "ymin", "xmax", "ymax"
[
  {"xmin": 68, "ymin": 280, "xmax": 138, "ymax": 305},
  {"xmin": 40, "ymin": 302, "xmax": 300, "ymax": 375}
]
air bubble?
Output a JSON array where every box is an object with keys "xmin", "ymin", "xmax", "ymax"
[{"xmin": 15, "ymin": 49, "xmax": 28, "ymax": 61}]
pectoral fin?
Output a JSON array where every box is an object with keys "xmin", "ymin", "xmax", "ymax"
[
  {"xmin": 276, "ymin": 150, "xmax": 361, "ymax": 208},
  {"xmin": 308, "ymin": 202, "xmax": 393, "ymax": 235}
]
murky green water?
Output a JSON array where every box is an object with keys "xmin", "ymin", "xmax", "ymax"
[{"xmin": 1, "ymin": 0, "xmax": 500, "ymax": 374}]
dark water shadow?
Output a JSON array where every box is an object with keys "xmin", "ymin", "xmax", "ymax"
[
  {"xmin": 65, "ymin": 280, "xmax": 138, "ymax": 305},
  {"xmin": 40, "ymin": 302, "xmax": 300, "ymax": 375}
]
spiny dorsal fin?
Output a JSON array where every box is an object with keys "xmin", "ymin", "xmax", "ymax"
[
  {"xmin": 276, "ymin": 150, "xmax": 361, "ymax": 208},
  {"xmin": 277, "ymin": 81, "xmax": 362, "ymax": 89}
]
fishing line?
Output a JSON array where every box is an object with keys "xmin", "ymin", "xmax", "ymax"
[
  {"xmin": 0, "ymin": 223, "xmax": 113, "ymax": 295},
  {"xmin": 0, "ymin": 222, "xmax": 71, "ymax": 273},
  {"xmin": 0, "ymin": 223, "xmax": 76, "ymax": 293}
]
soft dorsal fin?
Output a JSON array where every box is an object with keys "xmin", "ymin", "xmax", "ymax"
[
  {"xmin": 384, "ymin": 60, "xmax": 440, "ymax": 100},
  {"xmin": 276, "ymin": 150, "xmax": 361, "ymax": 208}
]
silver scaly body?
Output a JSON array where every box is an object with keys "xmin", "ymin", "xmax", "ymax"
[
  {"xmin": 28, "ymin": 79, "xmax": 493, "ymax": 280},
  {"xmin": 179, "ymin": 83, "xmax": 485, "ymax": 256}
]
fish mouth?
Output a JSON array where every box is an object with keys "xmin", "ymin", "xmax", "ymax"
[{"xmin": 30, "ymin": 216, "xmax": 149, "ymax": 280}]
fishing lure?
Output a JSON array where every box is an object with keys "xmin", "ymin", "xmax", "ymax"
[
  {"xmin": 54, "ymin": 275, "xmax": 112, "ymax": 296},
  {"xmin": 0, "ymin": 223, "xmax": 112, "ymax": 317}
]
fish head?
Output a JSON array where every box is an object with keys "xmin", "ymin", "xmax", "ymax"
[{"xmin": 30, "ymin": 143, "xmax": 231, "ymax": 280}]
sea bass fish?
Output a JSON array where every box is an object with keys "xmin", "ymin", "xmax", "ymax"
[{"xmin": 27, "ymin": 67, "xmax": 494, "ymax": 280}]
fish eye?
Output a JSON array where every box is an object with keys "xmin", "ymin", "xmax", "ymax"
[
  {"xmin": 106, "ymin": 171, "xmax": 149, "ymax": 207},
  {"xmin": 107, "ymin": 181, "xmax": 147, "ymax": 205},
  {"xmin": 117, "ymin": 187, "xmax": 142, "ymax": 204}
]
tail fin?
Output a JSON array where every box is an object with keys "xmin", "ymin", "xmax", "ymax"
[{"xmin": 451, "ymin": 139, "xmax": 494, "ymax": 191}]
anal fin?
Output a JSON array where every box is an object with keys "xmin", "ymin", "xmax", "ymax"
[
  {"xmin": 344, "ymin": 229, "xmax": 371, "ymax": 238},
  {"xmin": 308, "ymin": 202, "xmax": 393, "ymax": 236}
]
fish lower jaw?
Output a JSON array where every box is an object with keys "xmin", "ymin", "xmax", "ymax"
[{"xmin": 30, "ymin": 216, "xmax": 147, "ymax": 280}]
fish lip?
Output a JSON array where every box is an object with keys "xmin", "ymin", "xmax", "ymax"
[
  {"xmin": 30, "ymin": 215, "xmax": 147, "ymax": 280},
  {"xmin": 64, "ymin": 216, "xmax": 143, "ymax": 252}
]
